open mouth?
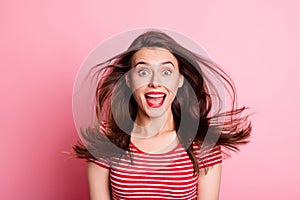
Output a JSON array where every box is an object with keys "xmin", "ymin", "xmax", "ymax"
[{"xmin": 145, "ymin": 92, "xmax": 166, "ymax": 108}]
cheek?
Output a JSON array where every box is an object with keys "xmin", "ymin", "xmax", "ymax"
[
  {"xmin": 132, "ymin": 88, "xmax": 145, "ymax": 102},
  {"xmin": 163, "ymin": 77, "xmax": 181, "ymax": 94}
]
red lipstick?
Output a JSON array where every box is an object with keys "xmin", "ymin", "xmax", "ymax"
[{"xmin": 145, "ymin": 91, "xmax": 166, "ymax": 108}]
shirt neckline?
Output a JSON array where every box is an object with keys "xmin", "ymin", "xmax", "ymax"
[{"xmin": 129, "ymin": 140, "xmax": 182, "ymax": 156}]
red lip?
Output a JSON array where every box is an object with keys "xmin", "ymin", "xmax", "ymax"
[
  {"xmin": 144, "ymin": 91, "xmax": 166, "ymax": 108},
  {"xmin": 145, "ymin": 91, "xmax": 165, "ymax": 95}
]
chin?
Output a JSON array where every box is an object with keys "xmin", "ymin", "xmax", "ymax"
[{"xmin": 147, "ymin": 107, "xmax": 168, "ymax": 118}]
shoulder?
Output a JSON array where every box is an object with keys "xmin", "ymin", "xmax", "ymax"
[{"xmin": 193, "ymin": 143, "xmax": 222, "ymax": 169}]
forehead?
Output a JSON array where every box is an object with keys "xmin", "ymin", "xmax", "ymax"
[{"xmin": 131, "ymin": 47, "xmax": 178, "ymax": 65}]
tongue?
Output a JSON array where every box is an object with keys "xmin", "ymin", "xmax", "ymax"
[{"xmin": 146, "ymin": 97, "xmax": 164, "ymax": 104}]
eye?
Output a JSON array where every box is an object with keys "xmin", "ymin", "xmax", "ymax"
[
  {"xmin": 162, "ymin": 69, "xmax": 172, "ymax": 76},
  {"xmin": 138, "ymin": 69, "xmax": 150, "ymax": 76}
]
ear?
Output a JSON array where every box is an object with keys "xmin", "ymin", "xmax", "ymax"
[
  {"xmin": 125, "ymin": 74, "xmax": 131, "ymax": 88},
  {"xmin": 178, "ymin": 74, "xmax": 184, "ymax": 88}
]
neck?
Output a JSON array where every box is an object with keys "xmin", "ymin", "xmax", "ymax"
[{"xmin": 132, "ymin": 108, "xmax": 175, "ymax": 139}]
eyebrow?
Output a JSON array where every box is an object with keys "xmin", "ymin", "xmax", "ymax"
[{"xmin": 133, "ymin": 61, "xmax": 175, "ymax": 68}]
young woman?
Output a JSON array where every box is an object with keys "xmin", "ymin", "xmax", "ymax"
[{"xmin": 73, "ymin": 30, "xmax": 251, "ymax": 199}]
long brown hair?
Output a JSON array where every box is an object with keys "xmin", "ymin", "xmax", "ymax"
[{"xmin": 73, "ymin": 30, "xmax": 251, "ymax": 175}]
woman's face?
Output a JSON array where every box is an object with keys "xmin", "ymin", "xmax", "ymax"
[{"xmin": 126, "ymin": 47, "xmax": 184, "ymax": 120}]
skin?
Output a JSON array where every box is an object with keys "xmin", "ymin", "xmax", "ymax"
[
  {"xmin": 87, "ymin": 47, "xmax": 222, "ymax": 199},
  {"xmin": 87, "ymin": 162, "xmax": 110, "ymax": 200},
  {"xmin": 198, "ymin": 164, "xmax": 222, "ymax": 200},
  {"xmin": 126, "ymin": 47, "xmax": 183, "ymax": 152}
]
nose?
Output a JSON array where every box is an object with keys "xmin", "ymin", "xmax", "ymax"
[{"xmin": 148, "ymin": 72, "xmax": 161, "ymax": 88}]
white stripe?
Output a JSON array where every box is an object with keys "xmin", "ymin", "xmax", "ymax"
[
  {"xmin": 130, "ymin": 150, "xmax": 187, "ymax": 158},
  {"xmin": 110, "ymin": 173, "xmax": 197, "ymax": 183},
  {"xmin": 200, "ymin": 154, "xmax": 222, "ymax": 162},
  {"xmin": 111, "ymin": 191, "xmax": 197, "ymax": 200},
  {"xmin": 111, "ymin": 165, "xmax": 194, "ymax": 174},
  {"xmin": 110, "ymin": 170, "xmax": 194, "ymax": 178},
  {"xmin": 111, "ymin": 183, "xmax": 196, "ymax": 193},
  {"xmin": 110, "ymin": 186, "xmax": 197, "ymax": 197},
  {"xmin": 199, "ymin": 159, "xmax": 222, "ymax": 168},
  {"xmin": 110, "ymin": 178, "xmax": 197, "ymax": 188},
  {"xmin": 111, "ymin": 159, "xmax": 192, "ymax": 168}
]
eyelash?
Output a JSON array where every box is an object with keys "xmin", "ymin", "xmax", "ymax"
[
  {"xmin": 136, "ymin": 68, "xmax": 173, "ymax": 77},
  {"xmin": 162, "ymin": 69, "xmax": 172, "ymax": 75},
  {"xmin": 138, "ymin": 69, "xmax": 150, "ymax": 76}
]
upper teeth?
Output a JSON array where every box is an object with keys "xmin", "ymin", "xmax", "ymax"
[{"xmin": 146, "ymin": 94, "xmax": 165, "ymax": 98}]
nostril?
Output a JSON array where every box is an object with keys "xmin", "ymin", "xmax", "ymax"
[{"xmin": 148, "ymin": 81, "xmax": 161, "ymax": 88}]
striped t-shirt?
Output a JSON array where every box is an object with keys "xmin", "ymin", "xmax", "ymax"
[{"xmin": 91, "ymin": 139, "xmax": 222, "ymax": 199}]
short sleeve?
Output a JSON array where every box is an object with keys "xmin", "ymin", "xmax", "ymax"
[
  {"xmin": 88, "ymin": 157, "xmax": 111, "ymax": 170},
  {"xmin": 193, "ymin": 143, "xmax": 222, "ymax": 169}
]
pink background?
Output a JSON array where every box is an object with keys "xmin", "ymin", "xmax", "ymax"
[{"xmin": 1, "ymin": 0, "xmax": 299, "ymax": 199}]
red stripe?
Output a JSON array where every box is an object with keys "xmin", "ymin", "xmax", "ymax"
[{"xmin": 91, "ymin": 123, "xmax": 222, "ymax": 199}]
